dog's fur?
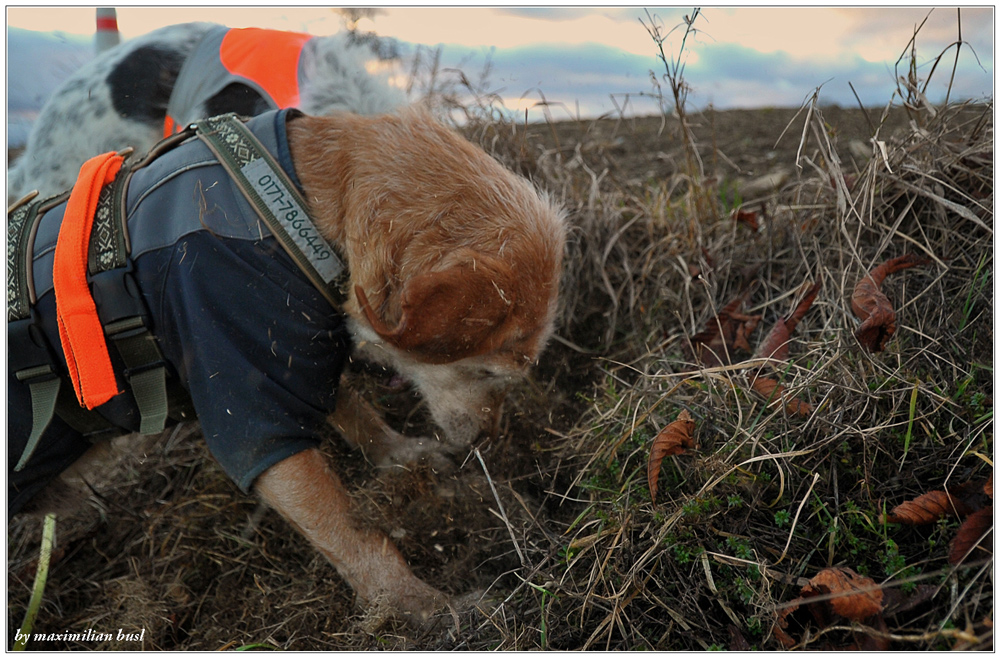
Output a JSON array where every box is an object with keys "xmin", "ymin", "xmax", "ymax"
[
  {"xmin": 11, "ymin": 25, "xmax": 566, "ymax": 624},
  {"xmin": 275, "ymin": 109, "xmax": 564, "ymax": 619},
  {"xmin": 280, "ymin": 110, "xmax": 564, "ymax": 619},
  {"xmin": 8, "ymin": 22, "xmax": 405, "ymax": 204}
]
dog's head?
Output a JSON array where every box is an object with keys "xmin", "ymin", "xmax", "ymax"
[
  {"xmin": 354, "ymin": 192, "xmax": 566, "ymax": 445},
  {"xmin": 290, "ymin": 108, "xmax": 566, "ymax": 445},
  {"xmin": 355, "ymin": 237, "xmax": 562, "ymax": 444}
]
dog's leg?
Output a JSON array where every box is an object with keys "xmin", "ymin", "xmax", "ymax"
[
  {"xmin": 255, "ymin": 448, "xmax": 448, "ymax": 622},
  {"xmin": 329, "ymin": 379, "xmax": 454, "ymax": 469}
]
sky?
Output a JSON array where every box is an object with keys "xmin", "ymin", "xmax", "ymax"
[{"xmin": 5, "ymin": 6, "xmax": 995, "ymax": 131}]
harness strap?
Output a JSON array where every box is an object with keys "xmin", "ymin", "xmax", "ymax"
[
  {"xmin": 194, "ymin": 113, "xmax": 348, "ymax": 306},
  {"xmin": 9, "ymin": 146, "xmax": 176, "ymax": 465},
  {"xmin": 9, "ymin": 195, "xmax": 67, "ymax": 470},
  {"xmin": 8, "ymin": 199, "xmax": 43, "ymax": 321},
  {"xmin": 84, "ymin": 154, "xmax": 172, "ymax": 436},
  {"xmin": 103, "ymin": 316, "xmax": 169, "ymax": 434},
  {"xmin": 53, "ymin": 152, "xmax": 125, "ymax": 410}
]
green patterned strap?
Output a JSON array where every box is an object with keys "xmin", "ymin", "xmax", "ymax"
[
  {"xmin": 194, "ymin": 113, "xmax": 348, "ymax": 306},
  {"xmin": 8, "ymin": 192, "xmax": 69, "ymax": 321},
  {"xmin": 8, "ymin": 201, "xmax": 37, "ymax": 322},
  {"xmin": 87, "ymin": 170, "xmax": 129, "ymax": 275}
]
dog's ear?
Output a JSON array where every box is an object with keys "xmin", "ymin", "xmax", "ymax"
[{"xmin": 356, "ymin": 253, "xmax": 515, "ymax": 363}]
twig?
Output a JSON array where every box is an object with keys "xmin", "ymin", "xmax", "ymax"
[
  {"xmin": 799, "ymin": 622, "xmax": 983, "ymax": 649},
  {"xmin": 775, "ymin": 472, "xmax": 820, "ymax": 565},
  {"xmin": 475, "ymin": 448, "xmax": 525, "ymax": 565}
]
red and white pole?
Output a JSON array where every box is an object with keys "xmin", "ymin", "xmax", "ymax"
[{"xmin": 95, "ymin": 8, "xmax": 120, "ymax": 53}]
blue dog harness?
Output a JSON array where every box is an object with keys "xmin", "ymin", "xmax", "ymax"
[{"xmin": 8, "ymin": 110, "xmax": 351, "ymax": 516}]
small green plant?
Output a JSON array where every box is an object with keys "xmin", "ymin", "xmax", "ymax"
[
  {"xmin": 774, "ymin": 509, "xmax": 792, "ymax": 528},
  {"xmin": 682, "ymin": 499, "xmax": 702, "ymax": 517},
  {"xmin": 673, "ymin": 544, "xmax": 695, "ymax": 564},
  {"xmin": 726, "ymin": 536, "xmax": 753, "ymax": 560},
  {"xmin": 717, "ymin": 178, "xmax": 744, "ymax": 211},
  {"xmin": 558, "ymin": 544, "xmax": 580, "ymax": 564},
  {"xmin": 881, "ymin": 538, "xmax": 919, "ymax": 592}
]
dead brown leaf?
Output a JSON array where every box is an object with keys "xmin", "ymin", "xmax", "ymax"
[
  {"xmin": 881, "ymin": 584, "xmax": 938, "ymax": 618},
  {"xmin": 647, "ymin": 410, "xmax": 696, "ymax": 503},
  {"xmin": 773, "ymin": 566, "xmax": 889, "ymax": 650},
  {"xmin": 746, "ymin": 283, "xmax": 820, "ymax": 415},
  {"xmin": 949, "ymin": 506, "xmax": 994, "ymax": 565},
  {"xmin": 881, "ymin": 490, "xmax": 974, "ymax": 525},
  {"xmin": 851, "ymin": 254, "xmax": 930, "ymax": 352},
  {"xmin": 754, "ymin": 282, "xmax": 821, "ymax": 363},
  {"xmin": 772, "ymin": 601, "xmax": 802, "ymax": 648},
  {"xmin": 750, "ymin": 376, "xmax": 814, "ymax": 416},
  {"xmin": 802, "ymin": 566, "xmax": 885, "ymax": 621},
  {"xmin": 688, "ymin": 290, "xmax": 761, "ymax": 367},
  {"xmin": 731, "ymin": 208, "xmax": 760, "ymax": 231}
]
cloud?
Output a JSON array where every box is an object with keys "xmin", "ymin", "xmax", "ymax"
[
  {"xmin": 496, "ymin": 7, "xmax": 657, "ymax": 25},
  {"xmin": 493, "ymin": 8, "xmax": 596, "ymax": 22},
  {"xmin": 409, "ymin": 27, "xmax": 992, "ymax": 122}
]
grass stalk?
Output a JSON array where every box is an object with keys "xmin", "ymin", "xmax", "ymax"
[{"xmin": 14, "ymin": 513, "xmax": 57, "ymax": 651}]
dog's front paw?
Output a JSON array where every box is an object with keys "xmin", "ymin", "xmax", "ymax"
[
  {"xmin": 413, "ymin": 589, "xmax": 494, "ymax": 638},
  {"xmin": 446, "ymin": 589, "xmax": 491, "ymax": 616},
  {"xmin": 373, "ymin": 435, "xmax": 458, "ymax": 472},
  {"xmin": 366, "ymin": 578, "xmax": 450, "ymax": 628}
]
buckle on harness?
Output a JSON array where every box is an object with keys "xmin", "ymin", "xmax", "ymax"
[
  {"xmin": 9, "ymin": 313, "xmax": 58, "ymax": 375},
  {"xmin": 88, "ymin": 265, "xmax": 170, "ymax": 435},
  {"xmin": 9, "ymin": 312, "xmax": 63, "ymax": 471},
  {"xmin": 90, "ymin": 265, "xmax": 147, "ymax": 327}
]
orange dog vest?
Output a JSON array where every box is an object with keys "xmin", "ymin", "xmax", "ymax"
[{"xmin": 164, "ymin": 26, "xmax": 313, "ymax": 137}]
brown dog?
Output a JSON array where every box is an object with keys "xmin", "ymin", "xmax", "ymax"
[
  {"xmin": 16, "ymin": 108, "xmax": 565, "ymax": 624},
  {"xmin": 290, "ymin": 110, "xmax": 565, "ymax": 456},
  {"xmin": 258, "ymin": 110, "xmax": 565, "ymax": 620}
]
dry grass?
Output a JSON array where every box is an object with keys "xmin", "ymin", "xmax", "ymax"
[
  {"xmin": 439, "ymin": 16, "xmax": 992, "ymax": 649},
  {"xmin": 7, "ymin": 20, "xmax": 992, "ymax": 651},
  {"xmin": 518, "ymin": 98, "xmax": 992, "ymax": 652}
]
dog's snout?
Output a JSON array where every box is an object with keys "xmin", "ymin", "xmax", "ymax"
[
  {"xmin": 481, "ymin": 391, "xmax": 507, "ymax": 440},
  {"xmin": 481, "ymin": 402, "xmax": 504, "ymax": 441}
]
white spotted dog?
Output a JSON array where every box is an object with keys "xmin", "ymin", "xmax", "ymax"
[{"xmin": 8, "ymin": 22, "xmax": 405, "ymax": 205}]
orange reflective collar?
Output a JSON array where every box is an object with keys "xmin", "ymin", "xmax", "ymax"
[
  {"xmin": 53, "ymin": 152, "xmax": 125, "ymax": 409},
  {"xmin": 220, "ymin": 27, "xmax": 312, "ymax": 109}
]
